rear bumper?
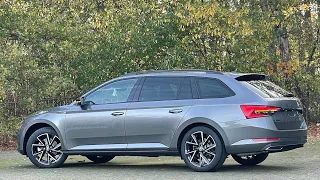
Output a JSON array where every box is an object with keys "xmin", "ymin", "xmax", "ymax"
[
  {"xmin": 225, "ymin": 125, "xmax": 307, "ymax": 155},
  {"xmin": 228, "ymin": 137, "xmax": 306, "ymax": 155}
]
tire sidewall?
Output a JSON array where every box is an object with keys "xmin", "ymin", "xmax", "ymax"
[
  {"xmin": 180, "ymin": 126, "xmax": 226, "ymax": 172},
  {"xmin": 26, "ymin": 127, "xmax": 67, "ymax": 168}
]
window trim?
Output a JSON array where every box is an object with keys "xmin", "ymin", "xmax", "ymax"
[
  {"xmin": 191, "ymin": 77, "xmax": 200, "ymax": 99},
  {"xmin": 195, "ymin": 77, "xmax": 236, "ymax": 99},
  {"xmin": 82, "ymin": 77, "xmax": 141, "ymax": 105},
  {"xmin": 177, "ymin": 77, "xmax": 194, "ymax": 100},
  {"xmin": 136, "ymin": 76, "xmax": 194, "ymax": 102}
]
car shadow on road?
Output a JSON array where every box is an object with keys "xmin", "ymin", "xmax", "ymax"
[{"xmin": 26, "ymin": 161, "xmax": 298, "ymax": 173}]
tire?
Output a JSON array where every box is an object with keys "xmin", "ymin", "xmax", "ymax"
[
  {"xmin": 232, "ymin": 153, "xmax": 268, "ymax": 166},
  {"xmin": 26, "ymin": 127, "xmax": 68, "ymax": 168},
  {"xmin": 86, "ymin": 155, "xmax": 115, "ymax": 163},
  {"xmin": 180, "ymin": 126, "xmax": 226, "ymax": 172}
]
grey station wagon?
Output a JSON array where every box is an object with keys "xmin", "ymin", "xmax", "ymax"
[{"xmin": 17, "ymin": 70, "xmax": 307, "ymax": 172}]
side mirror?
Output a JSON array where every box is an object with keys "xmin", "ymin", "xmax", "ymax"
[{"xmin": 75, "ymin": 97, "xmax": 85, "ymax": 105}]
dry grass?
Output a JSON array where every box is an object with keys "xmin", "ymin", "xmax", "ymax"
[
  {"xmin": 308, "ymin": 123, "xmax": 320, "ymax": 140},
  {"xmin": 0, "ymin": 133, "xmax": 16, "ymax": 151}
]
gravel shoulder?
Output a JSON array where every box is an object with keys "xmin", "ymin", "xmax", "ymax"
[{"xmin": 0, "ymin": 140, "xmax": 320, "ymax": 180}]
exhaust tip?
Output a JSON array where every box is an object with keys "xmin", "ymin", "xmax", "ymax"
[{"xmin": 265, "ymin": 146, "xmax": 284, "ymax": 151}]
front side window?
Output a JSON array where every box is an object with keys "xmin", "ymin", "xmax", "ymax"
[
  {"xmin": 139, "ymin": 77, "xmax": 184, "ymax": 102},
  {"xmin": 85, "ymin": 78, "xmax": 138, "ymax": 104},
  {"xmin": 197, "ymin": 78, "xmax": 235, "ymax": 99}
]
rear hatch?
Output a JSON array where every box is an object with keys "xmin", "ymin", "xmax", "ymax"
[{"xmin": 235, "ymin": 74, "xmax": 305, "ymax": 130}]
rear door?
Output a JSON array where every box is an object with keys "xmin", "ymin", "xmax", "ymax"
[
  {"xmin": 240, "ymin": 79, "xmax": 305, "ymax": 130},
  {"xmin": 125, "ymin": 76, "xmax": 197, "ymax": 150}
]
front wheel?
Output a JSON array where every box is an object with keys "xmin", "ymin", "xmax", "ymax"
[
  {"xmin": 232, "ymin": 153, "xmax": 268, "ymax": 166},
  {"xmin": 26, "ymin": 127, "xmax": 68, "ymax": 168},
  {"xmin": 180, "ymin": 126, "xmax": 226, "ymax": 172},
  {"xmin": 86, "ymin": 155, "xmax": 115, "ymax": 163}
]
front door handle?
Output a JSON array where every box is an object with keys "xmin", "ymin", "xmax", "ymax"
[
  {"xmin": 169, "ymin": 109, "xmax": 183, "ymax": 114},
  {"xmin": 111, "ymin": 112, "xmax": 124, "ymax": 116}
]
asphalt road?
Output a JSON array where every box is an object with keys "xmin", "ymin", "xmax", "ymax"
[{"xmin": 0, "ymin": 140, "xmax": 319, "ymax": 180}]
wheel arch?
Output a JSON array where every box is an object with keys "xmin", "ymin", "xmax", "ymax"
[
  {"xmin": 170, "ymin": 117, "xmax": 230, "ymax": 155},
  {"xmin": 22, "ymin": 120, "xmax": 65, "ymax": 155}
]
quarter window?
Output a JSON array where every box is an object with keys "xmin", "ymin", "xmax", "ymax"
[
  {"xmin": 139, "ymin": 77, "xmax": 184, "ymax": 101},
  {"xmin": 197, "ymin": 78, "xmax": 235, "ymax": 99},
  {"xmin": 85, "ymin": 78, "xmax": 138, "ymax": 104}
]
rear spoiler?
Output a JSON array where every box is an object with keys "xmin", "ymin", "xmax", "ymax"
[{"xmin": 223, "ymin": 73, "xmax": 267, "ymax": 81}]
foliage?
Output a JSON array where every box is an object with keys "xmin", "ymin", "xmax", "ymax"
[{"xmin": 0, "ymin": 0, "xmax": 319, "ymax": 134}]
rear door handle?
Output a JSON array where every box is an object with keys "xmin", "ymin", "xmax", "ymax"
[
  {"xmin": 111, "ymin": 112, "xmax": 124, "ymax": 116},
  {"xmin": 169, "ymin": 109, "xmax": 183, "ymax": 114}
]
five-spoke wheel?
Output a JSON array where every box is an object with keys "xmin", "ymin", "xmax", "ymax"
[
  {"xmin": 180, "ymin": 126, "xmax": 226, "ymax": 172},
  {"xmin": 26, "ymin": 127, "xmax": 68, "ymax": 168}
]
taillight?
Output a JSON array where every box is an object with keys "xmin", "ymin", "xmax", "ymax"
[{"xmin": 240, "ymin": 105, "xmax": 280, "ymax": 119}]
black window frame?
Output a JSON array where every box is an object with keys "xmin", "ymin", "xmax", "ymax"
[
  {"xmin": 195, "ymin": 77, "xmax": 236, "ymax": 99},
  {"xmin": 177, "ymin": 77, "xmax": 194, "ymax": 100}
]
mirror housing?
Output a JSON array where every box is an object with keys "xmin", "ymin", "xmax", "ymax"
[{"xmin": 75, "ymin": 97, "xmax": 85, "ymax": 105}]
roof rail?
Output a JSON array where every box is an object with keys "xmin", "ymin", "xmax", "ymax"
[{"xmin": 122, "ymin": 69, "xmax": 223, "ymax": 76}]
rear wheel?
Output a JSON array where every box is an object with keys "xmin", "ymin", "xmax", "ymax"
[
  {"xmin": 232, "ymin": 153, "xmax": 268, "ymax": 166},
  {"xmin": 180, "ymin": 126, "xmax": 226, "ymax": 172},
  {"xmin": 86, "ymin": 155, "xmax": 115, "ymax": 163},
  {"xmin": 26, "ymin": 127, "xmax": 68, "ymax": 168}
]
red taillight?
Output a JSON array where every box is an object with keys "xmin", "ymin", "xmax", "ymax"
[{"xmin": 240, "ymin": 105, "xmax": 280, "ymax": 119}]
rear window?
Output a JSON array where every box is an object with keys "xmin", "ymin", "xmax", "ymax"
[{"xmin": 242, "ymin": 80, "xmax": 292, "ymax": 98}]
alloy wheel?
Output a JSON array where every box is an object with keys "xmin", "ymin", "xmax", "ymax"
[
  {"xmin": 184, "ymin": 131, "xmax": 217, "ymax": 167},
  {"xmin": 31, "ymin": 133, "xmax": 63, "ymax": 165}
]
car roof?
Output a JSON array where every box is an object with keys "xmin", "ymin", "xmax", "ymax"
[{"xmin": 120, "ymin": 70, "xmax": 265, "ymax": 79}]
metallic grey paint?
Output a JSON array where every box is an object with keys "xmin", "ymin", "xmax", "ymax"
[{"xmin": 17, "ymin": 71, "xmax": 307, "ymax": 157}]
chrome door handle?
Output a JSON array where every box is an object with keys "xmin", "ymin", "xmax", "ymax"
[
  {"xmin": 111, "ymin": 112, "xmax": 124, "ymax": 116},
  {"xmin": 169, "ymin": 109, "xmax": 183, "ymax": 114}
]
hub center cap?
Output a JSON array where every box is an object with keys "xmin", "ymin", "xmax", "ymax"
[{"xmin": 199, "ymin": 146, "xmax": 204, "ymax": 151}]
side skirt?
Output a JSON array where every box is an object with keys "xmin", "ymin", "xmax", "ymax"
[{"xmin": 62, "ymin": 150, "xmax": 180, "ymax": 157}]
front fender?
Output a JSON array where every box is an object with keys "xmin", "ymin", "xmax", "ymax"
[{"xmin": 18, "ymin": 114, "xmax": 66, "ymax": 154}]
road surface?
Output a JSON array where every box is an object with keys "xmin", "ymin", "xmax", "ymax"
[{"xmin": 0, "ymin": 140, "xmax": 319, "ymax": 180}]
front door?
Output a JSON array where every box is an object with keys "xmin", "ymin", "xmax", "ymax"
[{"xmin": 64, "ymin": 78, "xmax": 138, "ymax": 150}]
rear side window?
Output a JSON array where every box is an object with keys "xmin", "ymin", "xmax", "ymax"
[
  {"xmin": 197, "ymin": 78, "xmax": 235, "ymax": 99},
  {"xmin": 139, "ymin": 77, "xmax": 184, "ymax": 101},
  {"xmin": 242, "ymin": 80, "xmax": 291, "ymax": 98}
]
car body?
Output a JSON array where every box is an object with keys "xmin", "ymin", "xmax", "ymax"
[{"xmin": 17, "ymin": 70, "xmax": 307, "ymax": 171}]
